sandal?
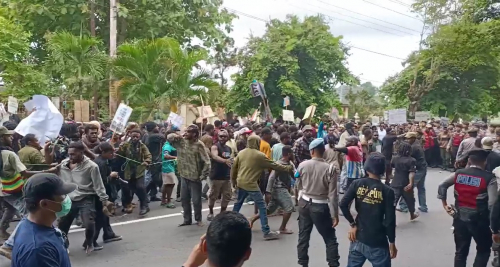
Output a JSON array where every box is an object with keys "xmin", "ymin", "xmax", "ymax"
[{"xmin": 166, "ymin": 203, "xmax": 176, "ymax": 209}]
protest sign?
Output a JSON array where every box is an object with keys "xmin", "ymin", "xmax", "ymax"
[
  {"xmin": 415, "ymin": 111, "xmax": 430, "ymax": 122},
  {"xmin": 388, "ymin": 109, "xmax": 406, "ymax": 124},
  {"xmin": 15, "ymin": 95, "xmax": 64, "ymax": 143},
  {"xmin": 282, "ymin": 110, "xmax": 294, "ymax": 122},
  {"xmin": 303, "ymin": 105, "xmax": 317, "ymax": 120},
  {"xmin": 371, "ymin": 116, "xmax": 380, "ymax": 125},
  {"xmin": 110, "ymin": 103, "xmax": 133, "ymax": 134},
  {"xmin": 167, "ymin": 112, "xmax": 184, "ymax": 129},
  {"xmin": 7, "ymin": 96, "xmax": 18, "ymax": 114}
]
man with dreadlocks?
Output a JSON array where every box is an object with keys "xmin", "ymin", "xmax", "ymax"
[
  {"xmin": 388, "ymin": 140, "xmax": 419, "ymax": 221},
  {"xmin": 116, "ymin": 129, "xmax": 152, "ymax": 216}
]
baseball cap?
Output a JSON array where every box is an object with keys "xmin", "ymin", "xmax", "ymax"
[
  {"xmin": 482, "ymin": 137, "xmax": 494, "ymax": 150},
  {"xmin": 309, "ymin": 138, "xmax": 325, "ymax": 150},
  {"xmin": 0, "ymin": 126, "xmax": 14, "ymax": 136},
  {"xmin": 23, "ymin": 173, "xmax": 76, "ymax": 204}
]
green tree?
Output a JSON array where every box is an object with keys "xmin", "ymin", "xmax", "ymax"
[
  {"xmin": 346, "ymin": 88, "xmax": 382, "ymax": 121},
  {"xmin": 45, "ymin": 32, "xmax": 108, "ymax": 98},
  {"xmin": 113, "ymin": 38, "xmax": 217, "ymax": 120},
  {"xmin": 2, "ymin": 0, "xmax": 235, "ymax": 61},
  {"xmin": 0, "ymin": 14, "xmax": 30, "ymax": 71},
  {"xmin": 227, "ymin": 15, "xmax": 355, "ymax": 118}
]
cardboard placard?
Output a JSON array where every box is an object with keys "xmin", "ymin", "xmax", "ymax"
[
  {"xmin": 74, "ymin": 100, "xmax": 90, "ymax": 122},
  {"xmin": 303, "ymin": 105, "xmax": 317, "ymax": 120},
  {"xmin": 168, "ymin": 112, "xmax": 184, "ymax": 128}
]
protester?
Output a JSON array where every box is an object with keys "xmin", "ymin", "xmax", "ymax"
[
  {"xmin": 231, "ymin": 135, "xmax": 293, "ymax": 240},
  {"xmin": 456, "ymin": 128, "xmax": 478, "ymax": 168},
  {"xmin": 161, "ymin": 129, "xmax": 178, "ymax": 208},
  {"xmin": 438, "ymin": 148, "xmax": 497, "ymax": 267},
  {"xmin": 207, "ymin": 130, "xmax": 232, "ymax": 221},
  {"xmin": 296, "ymin": 138, "xmax": 339, "ymax": 267},
  {"xmin": 167, "ymin": 124, "xmax": 210, "ymax": 227},
  {"xmin": 116, "ymin": 129, "xmax": 152, "ymax": 216},
  {"xmin": 57, "ymin": 142, "xmax": 114, "ymax": 254},
  {"xmin": 12, "ymin": 173, "xmax": 76, "ymax": 267},
  {"xmin": 248, "ymin": 145, "xmax": 295, "ymax": 234},
  {"xmin": 143, "ymin": 122, "xmax": 165, "ymax": 202},
  {"xmin": 18, "ymin": 134, "xmax": 53, "ymax": 171},
  {"xmin": 340, "ymin": 153, "xmax": 397, "ymax": 267}
]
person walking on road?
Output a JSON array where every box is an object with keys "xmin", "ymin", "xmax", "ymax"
[
  {"xmin": 340, "ymin": 153, "xmax": 397, "ymax": 267},
  {"xmin": 231, "ymin": 135, "xmax": 293, "ymax": 240},
  {"xmin": 296, "ymin": 138, "xmax": 339, "ymax": 267},
  {"xmin": 167, "ymin": 124, "xmax": 210, "ymax": 227},
  {"xmin": 207, "ymin": 130, "xmax": 233, "ymax": 221},
  {"xmin": 438, "ymin": 148, "xmax": 497, "ymax": 267}
]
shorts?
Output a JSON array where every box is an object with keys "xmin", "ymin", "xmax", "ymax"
[
  {"xmin": 345, "ymin": 178, "xmax": 358, "ymax": 191},
  {"xmin": 267, "ymin": 188, "xmax": 294, "ymax": 214},
  {"xmin": 208, "ymin": 180, "xmax": 232, "ymax": 205},
  {"xmin": 162, "ymin": 172, "xmax": 177, "ymax": 185}
]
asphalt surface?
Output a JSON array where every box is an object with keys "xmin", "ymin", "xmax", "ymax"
[{"xmin": 0, "ymin": 169, "xmax": 486, "ymax": 266}]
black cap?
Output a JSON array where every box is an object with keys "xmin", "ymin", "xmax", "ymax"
[{"xmin": 23, "ymin": 173, "xmax": 77, "ymax": 203}]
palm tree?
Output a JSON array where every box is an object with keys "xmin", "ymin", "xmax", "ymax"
[
  {"xmin": 46, "ymin": 31, "xmax": 107, "ymax": 94},
  {"xmin": 45, "ymin": 31, "xmax": 108, "ymax": 116},
  {"xmin": 113, "ymin": 37, "xmax": 218, "ymax": 120}
]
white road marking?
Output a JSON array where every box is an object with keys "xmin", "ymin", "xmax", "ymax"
[{"xmin": 69, "ymin": 204, "xmax": 240, "ymax": 234}]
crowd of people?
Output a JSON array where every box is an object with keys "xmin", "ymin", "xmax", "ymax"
[{"xmin": 0, "ymin": 112, "xmax": 500, "ymax": 266}]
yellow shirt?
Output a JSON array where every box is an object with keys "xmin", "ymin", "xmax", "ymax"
[{"xmin": 260, "ymin": 140, "xmax": 271, "ymax": 159}]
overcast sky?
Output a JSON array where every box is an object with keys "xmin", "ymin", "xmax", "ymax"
[{"xmin": 222, "ymin": 0, "xmax": 425, "ymax": 86}]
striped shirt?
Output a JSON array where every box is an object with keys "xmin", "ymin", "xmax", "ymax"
[{"xmin": 346, "ymin": 145, "xmax": 365, "ymax": 179}]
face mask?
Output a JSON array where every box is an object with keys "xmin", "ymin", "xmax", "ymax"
[{"xmin": 47, "ymin": 195, "xmax": 72, "ymax": 218}]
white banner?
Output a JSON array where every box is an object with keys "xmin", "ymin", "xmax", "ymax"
[
  {"xmin": 110, "ymin": 103, "xmax": 133, "ymax": 134},
  {"xmin": 371, "ymin": 116, "xmax": 380, "ymax": 125},
  {"xmin": 282, "ymin": 110, "xmax": 294, "ymax": 122},
  {"xmin": 7, "ymin": 96, "xmax": 18, "ymax": 114},
  {"xmin": 388, "ymin": 109, "xmax": 406, "ymax": 125},
  {"xmin": 51, "ymin": 97, "xmax": 60, "ymax": 110},
  {"xmin": 415, "ymin": 111, "xmax": 430, "ymax": 122}
]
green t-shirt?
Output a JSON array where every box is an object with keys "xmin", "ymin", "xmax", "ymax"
[{"xmin": 162, "ymin": 142, "xmax": 176, "ymax": 173}]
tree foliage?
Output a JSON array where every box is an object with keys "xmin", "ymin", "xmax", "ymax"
[
  {"xmin": 381, "ymin": 0, "xmax": 500, "ymax": 119},
  {"xmin": 227, "ymin": 15, "xmax": 355, "ymax": 118},
  {"xmin": 1, "ymin": 0, "xmax": 235, "ymax": 61},
  {"xmin": 113, "ymin": 38, "xmax": 218, "ymax": 120}
]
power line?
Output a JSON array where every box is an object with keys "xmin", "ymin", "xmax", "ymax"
[
  {"xmin": 305, "ymin": 1, "xmax": 417, "ymax": 36},
  {"xmin": 224, "ymin": 7, "xmax": 407, "ymax": 61},
  {"xmin": 286, "ymin": 2, "xmax": 405, "ymax": 37},
  {"xmin": 350, "ymin": 45, "xmax": 406, "ymax": 60},
  {"xmin": 313, "ymin": 0, "xmax": 420, "ymax": 33},
  {"xmin": 361, "ymin": 0, "xmax": 422, "ymax": 21},
  {"xmin": 387, "ymin": 0, "xmax": 412, "ymax": 8}
]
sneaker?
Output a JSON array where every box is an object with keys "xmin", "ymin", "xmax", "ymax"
[
  {"xmin": 0, "ymin": 246, "xmax": 12, "ymax": 260},
  {"xmin": 263, "ymin": 231, "xmax": 280, "ymax": 240},
  {"xmin": 175, "ymin": 197, "xmax": 181, "ymax": 202},
  {"xmin": 247, "ymin": 201, "xmax": 255, "ymax": 205},
  {"xmin": 207, "ymin": 214, "xmax": 214, "ymax": 221},
  {"xmin": 103, "ymin": 235, "xmax": 123, "ymax": 243}
]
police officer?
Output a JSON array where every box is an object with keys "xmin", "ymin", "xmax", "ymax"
[
  {"xmin": 438, "ymin": 148, "xmax": 498, "ymax": 267},
  {"xmin": 296, "ymin": 138, "xmax": 339, "ymax": 267}
]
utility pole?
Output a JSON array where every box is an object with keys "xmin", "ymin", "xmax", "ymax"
[{"xmin": 108, "ymin": 0, "xmax": 118, "ymax": 118}]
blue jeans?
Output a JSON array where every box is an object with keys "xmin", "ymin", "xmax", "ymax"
[
  {"xmin": 399, "ymin": 168, "xmax": 427, "ymax": 211},
  {"xmin": 233, "ymin": 188, "xmax": 270, "ymax": 235},
  {"xmin": 347, "ymin": 241, "xmax": 391, "ymax": 267}
]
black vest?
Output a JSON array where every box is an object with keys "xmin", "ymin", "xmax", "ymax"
[
  {"xmin": 210, "ymin": 142, "xmax": 231, "ymax": 180},
  {"xmin": 454, "ymin": 167, "xmax": 494, "ymax": 222}
]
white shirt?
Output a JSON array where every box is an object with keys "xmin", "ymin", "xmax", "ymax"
[{"xmin": 378, "ymin": 128, "xmax": 386, "ymax": 141}]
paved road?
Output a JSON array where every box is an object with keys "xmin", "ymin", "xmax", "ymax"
[{"xmin": 0, "ymin": 169, "xmax": 485, "ymax": 266}]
